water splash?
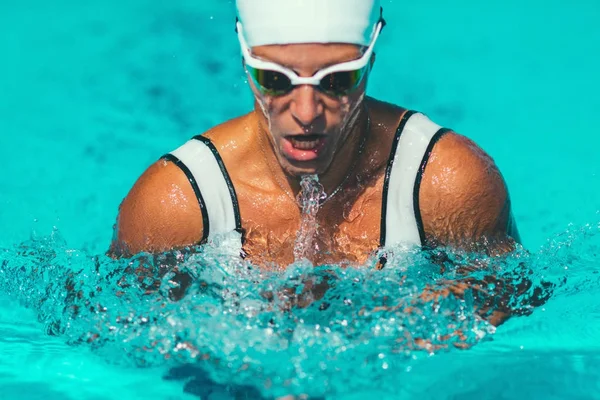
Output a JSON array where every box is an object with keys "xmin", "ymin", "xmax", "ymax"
[
  {"xmin": 293, "ymin": 175, "xmax": 326, "ymax": 263},
  {"xmin": 0, "ymin": 219, "xmax": 582, "ymax": 398}
]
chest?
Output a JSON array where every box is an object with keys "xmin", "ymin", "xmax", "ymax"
[{"xmin": 236, "ymin": 177, "xmax": 384, "ymax": 268}]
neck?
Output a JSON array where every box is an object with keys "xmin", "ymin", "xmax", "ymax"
[{"xmin": 256, "ymin": 107, "xmax": 370, "ymax": 205}]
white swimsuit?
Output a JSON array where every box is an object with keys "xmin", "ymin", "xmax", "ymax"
[{"xmin": 163, "ymin": 111, "xmax": 450, "ymax": 252}]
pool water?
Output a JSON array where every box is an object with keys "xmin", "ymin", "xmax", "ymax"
[{"xmin": 1, "ymin": 0, "xmax": 599, "ymax": 399}]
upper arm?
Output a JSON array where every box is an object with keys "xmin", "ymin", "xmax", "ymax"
[
  {"xmin": 418, "ymin": 133, "xmax": 520, "ymax": 254},
  {"xmin": 108, "ymin": 159, "xmax": 204, "ymax": 258}
]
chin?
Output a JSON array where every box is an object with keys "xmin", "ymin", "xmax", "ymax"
[
  {"xmin": 284, "ymin": 161, "xmax": 333, "ymax": 178},
  {"xmin": 274, "ymin": 141, "xmax": 336, "ymax": 177}
]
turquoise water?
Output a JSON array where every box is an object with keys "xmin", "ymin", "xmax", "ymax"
[{"xmin": 0, "ymin": 0, "xmax": 599, "ymax": 399}]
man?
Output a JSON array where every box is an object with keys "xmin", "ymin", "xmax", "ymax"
[{"xmin": 109, "ymin": 0, "xmax": 520, "ymax": 272}]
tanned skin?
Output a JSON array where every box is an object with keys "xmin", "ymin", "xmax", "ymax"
[
  {"xmin": 110, "ymin": 109, "xmax": 518, "ymax": 260},
  {"xmin": 109, "ymin": 43, "xmax": 523, "ymax": 326}
]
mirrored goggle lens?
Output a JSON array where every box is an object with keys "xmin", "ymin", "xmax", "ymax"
[
  {"xmin": 249, "ymin": 68, "xmax": 292, "ymax": 95},
  {"xmin": 319, "ymin": 69, "xmax": 366, "ymax": 96}
]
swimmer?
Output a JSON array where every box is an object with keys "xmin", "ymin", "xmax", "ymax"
[{"xmin": 109, "ymin": 0, "xmax": 525, "ymax": 320}]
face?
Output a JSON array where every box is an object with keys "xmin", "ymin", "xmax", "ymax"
[{"xmin": 249, "ymin": 43, "xmax": 372, "ymax": 177}]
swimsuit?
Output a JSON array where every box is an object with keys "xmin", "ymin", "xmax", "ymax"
[{"xmin": 162, "ymin": 111, "xmax": 450, "ymax": 251}]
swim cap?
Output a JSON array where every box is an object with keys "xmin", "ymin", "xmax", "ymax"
[{"xmin": 235, "ymin": 0, "xmax": 382, "ymax": 47}]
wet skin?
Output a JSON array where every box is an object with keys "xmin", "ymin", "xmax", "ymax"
[{"xmin": 109, "ymin": 43, "xmax": 525, "ymax": 325}]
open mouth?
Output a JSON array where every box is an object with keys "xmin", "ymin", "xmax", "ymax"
[
  {"xmin": 281, "ymin": 134, "xmax": 328, "ymax": 162},
  {"xmin": 287, "ymin": 134, "xmax": 326, "ymax": 151}
]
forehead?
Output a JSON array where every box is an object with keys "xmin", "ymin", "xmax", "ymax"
[{"xmin": 251, "ymin": 43, "xmax": 364, "ymax": 72}]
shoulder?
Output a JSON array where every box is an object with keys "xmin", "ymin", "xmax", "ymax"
[
  {"xmin": 418, "ymin": 131, "xmax": 517, "ymax": 250},
  {"xmin": 109, "ymin": 158, "xmax": 204, "ymax": 257},
  {"xmin": 109, "ymin": 113, "xmax": 258, "ymax": 258}
]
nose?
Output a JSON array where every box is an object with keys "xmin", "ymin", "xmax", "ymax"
[{"xmin": 289, "ymin": 85, "xmax": 324, "ymax": 129}]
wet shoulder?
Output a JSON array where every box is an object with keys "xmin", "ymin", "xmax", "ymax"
[
  {"xmin": 111, "ymin": 158, "xmax": 204, "ymax": 256},
  {"xmin": 200, "ymin": 112, "xmax": 267, "ymax": 190},
  {"xmin": 201, "ymin": 112, "xmax": 256, "ymax": 167},
  {"xmin": 423, "ymin": 132, "xmax": 503, "ymax": 192},
  {"xmin": 418, "ymin": 131, "xmax": 511, "ymax": 247}
]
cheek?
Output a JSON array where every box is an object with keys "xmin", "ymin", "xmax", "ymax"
[
  {"xmin": 253, "ymin": 94, "xmax": 288, "ymax": 131},
  {"xmin": 264, "ymin": 97, "xmax": 299, "ymax": 130},
  {"xmin": 346, "ymin": 84, "xmax": 367, "ymax": 106},
  {"xmin": 327, "ymin": 94, "xmax": 364, "ymax": 129},
  {"xmin": 266, "ymin": 106, "xmax": 286, "ymax": 129}
]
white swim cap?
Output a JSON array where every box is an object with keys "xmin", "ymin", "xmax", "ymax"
[{"xmin": 235, "ymin": 0, "xmax": 383, "ymax": 47}]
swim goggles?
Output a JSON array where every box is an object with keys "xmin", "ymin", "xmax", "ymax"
[{"xmin": 236, "ymin": 19, "xmax": 385, "ymax": 97}]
